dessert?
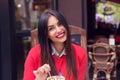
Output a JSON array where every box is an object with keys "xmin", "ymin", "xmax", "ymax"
[{"xmin": 47, "ymin": 76, "xmax": 65, "ymax": 80}]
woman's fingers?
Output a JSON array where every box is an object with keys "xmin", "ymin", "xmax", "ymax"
[
  {"xmin": 38, "ymin": 64, "xmax": 51, "ymax": 73},
  {"xmin": 33, "ymin": 70, "xmax": 38, "ymax": 75},
  {"xmin": 33, "ymin": 64, "xmax": 50, "ymax": 80},
  {"xmin": 43, "ymin": 64, "xmax": 51, "ymax": 73}
]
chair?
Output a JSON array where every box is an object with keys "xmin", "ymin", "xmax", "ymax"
[
  {"xmin": 89, "ymin": 43, "xmax": 116, "ymax": 80},
  {"xmin": 69, "ymin": 25, "xmax": 87, "ymax": 50},
  {"xmin": 95, "ymin": 37, "xmax": 109, "ymax": 44},
  {"xmin": 95, "ymin": 36, "xmax": 117, "ymax": 79},
  {"xmin": 31, "ymin": 28, "xmax": 38, "ymax": 47},
  {"xmin": 31, "ymin": 25, "xmax": 89, "ymax": 80}
]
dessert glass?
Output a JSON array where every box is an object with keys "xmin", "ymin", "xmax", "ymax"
[{"xmin": 47, "ymin": 76, "xmax": 65, "ymax": 80}]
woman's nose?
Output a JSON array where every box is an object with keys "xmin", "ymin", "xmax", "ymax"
[{"xmin": 56, "ymin": 26, "xmax": 61, "ymax": 32}]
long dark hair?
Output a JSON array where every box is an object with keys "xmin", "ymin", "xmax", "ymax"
[{"xmin": 38, "ymin": 10, "xmax": 77, "ymax": 80}]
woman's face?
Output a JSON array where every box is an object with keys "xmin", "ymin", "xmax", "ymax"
[{"xmin": 47, "ymin": 15, "xmax": 67, "ymax": 44}]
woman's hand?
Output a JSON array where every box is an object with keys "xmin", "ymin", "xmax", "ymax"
[{"xmin": 33, "ymin": 64, "xmax": 51, "ymax": 80}]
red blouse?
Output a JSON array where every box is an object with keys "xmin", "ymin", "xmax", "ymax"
[{"xmin": 24, "ymin": 43, "xmax": 88, "ymax": 80}]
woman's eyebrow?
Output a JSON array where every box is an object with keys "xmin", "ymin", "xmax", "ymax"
[{"xmin": 48, "ymin": 25, "xmax": 53, "ymax": 28}]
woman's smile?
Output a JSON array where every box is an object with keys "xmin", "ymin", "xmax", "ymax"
[{"xmin": 56, "ymin": 31, "xmax": 65, "ymax": 38}]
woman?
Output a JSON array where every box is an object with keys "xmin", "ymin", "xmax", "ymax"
[{"xmin": 24, "ymin": 10, "xmax": 87, "ymax": 80}]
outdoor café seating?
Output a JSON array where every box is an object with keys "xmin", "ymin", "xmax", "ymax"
[{"xmin": 88, "ymin": 43, "xmax": 116, "ymax": 80}]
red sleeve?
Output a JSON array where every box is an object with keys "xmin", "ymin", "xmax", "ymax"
[
  {"xmin": 23, "ymin": 45, "xmax": 40, "ymax": 80},
  {"xmin": 78, "ymin": 48, "xmax": 88, "ymax": 80}
]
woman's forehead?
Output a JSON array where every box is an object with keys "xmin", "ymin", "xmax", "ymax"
[{"xmin": 48, "ymin": 16, "xmax": 58, "ymax": 26}]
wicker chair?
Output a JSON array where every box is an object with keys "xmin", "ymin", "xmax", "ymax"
[
  {"xmin": 95, "ymin": 37, "xmax": 117, "ymax": 79},
  {"xmin": 89, "ymin": 43, "xmax": 116, "ymax": 80}
]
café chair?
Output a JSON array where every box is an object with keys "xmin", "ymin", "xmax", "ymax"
[
  {"xmin": 95, "ymin": 37, "xmax": 109, "ymax": 44},
  {"xmin": 88, "ymin": 43, "xmax": 116, "ymax": 80},
  {"xmin": 95, "ymin": 36, "xmax": 117, "ymax": 79},
  {"xmin": 31, "ymin": 28, "xmax": 38, "ymax": 47},
  {"xmin": 69, "ymin": 25, "xmax": 86, "ymax": 50}
]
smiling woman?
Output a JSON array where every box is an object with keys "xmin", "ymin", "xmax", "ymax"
[{"xmin": 24, "ymin": 10, "xmax": 88, "ymax": 80}]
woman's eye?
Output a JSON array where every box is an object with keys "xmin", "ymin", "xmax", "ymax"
[{"xmin": 48, "ymin": 27, "xmax": 54, "ymax": 31}]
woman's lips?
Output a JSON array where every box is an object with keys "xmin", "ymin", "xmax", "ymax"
[{"xmin": 56, "ymin": 32, "xmax": 65, "ymax": 38}]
